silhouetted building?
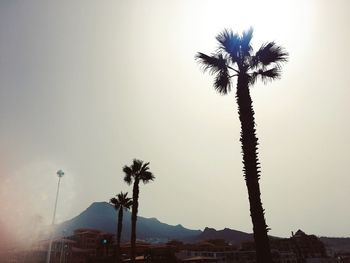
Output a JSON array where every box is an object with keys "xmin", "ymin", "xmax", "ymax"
[
  {"xmin": 1, "ymin": 228, "xmax": 340, "ymax": 263},
  {"xmin": 2, "ymin": 238, "xmax": 86, "ymax": 263},
  {"xmin": 182, "ymin": 256, "xmax": 218, "ymax": 262},
  {"xmin": 176, "ymin": 247, "xmax": 297, "ymax": 263},
  {"xmin": 120, "ymin": 242, "xmax": 177, "ymax": 262}
]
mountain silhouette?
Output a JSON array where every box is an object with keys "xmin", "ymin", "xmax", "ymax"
[
  {"xmin": 46, "ymin": 204, "xmax": 350, "ymax": 249},
  {"xmin": 194, "ymin": 227, "xmax": 253, "ymax": 245},
  {"xmin": 56, "ymin": 202, "xmax": 201, "ymax": 242},
  {"xmin": 55, "ymin": 202, "xmax": 256, "ymax": 244}
]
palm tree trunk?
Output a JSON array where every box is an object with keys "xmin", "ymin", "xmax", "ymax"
[
  {"xmin": 236, "ymin": 73, "xmax": 273, "ymax": 263},
  {"xmin": 117, "ymin": 208, "xmax": 123, "ymax": 263},
  {"xmin": 131, "ymin": 178, "xmax": 140, "ymax": 263}
]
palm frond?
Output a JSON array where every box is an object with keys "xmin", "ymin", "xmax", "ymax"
[
  {"xmin": 123, "ymin": 173, "xmax": 133, "ymax": 185},
  {"xmin": 196, "ymin": 52, "xmax": 232, "ymax": 94},
  {"xmin": 117, "ymin": 192, "xmax": 127, "ymax": 201},
  {"xmin": 110, "ymin": 197, "xmax": 118, "ymax": 205},
  {"xmin": 122, "ymin": 165, "xmax": 132, "ymax": 177},
  {"xmin": 140, "ymin": 162, "xmax": 150, "ymax": 173},
  {"xmin": 119, "ymin": 192, "xmax": 133, "ymax": 209},
  {"xmin": 252, "ymin": 42, "xmax": 288, "ymax": 68},
  {"xmin": 123, "ymin": 165, "xmax": 134, "ymax": 184},
  {"xmin": 240, "ymin": 27, "xmax": 253, "ymax": 56},
  {"xmin": 195, "ymin": 52, "xmax": 228, "ymax": 75},
  {"xmin": 110, "ymin": 197, "xmax": 121, "ymax": 209},
  {"xmin": 124, "ymin": 199, "xmax": 133, "ymax": 209},
  {"xmin": 216, "ymin": 29, "xmax": 240, "ymax": 62},
  {"xmin": 250, "ymin": 67, "xmax": 281, "ymax": 85},
  {"xmin": 131, "ymin": 159, "xmax": 143, "ymax": 173},
  {"xmin": 214, "ymin": 68, "xmax": 232, "ymax": 95},
  {"xmin": 141, "ymin": 171, "xmax": 155, "ymax": 183}
]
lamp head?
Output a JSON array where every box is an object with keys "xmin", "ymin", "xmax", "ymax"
[{"xmin": 57, "ymin": 170, "xmax": 64, "ymax": 178}]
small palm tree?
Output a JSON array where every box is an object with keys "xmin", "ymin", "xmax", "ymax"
[
  {"xmin": 110, "ymin": 192, "xmax": 133, "ymax": 263},
  {"xmin": 123, "ymin": 159, "xmax": 155, "ymax": 263},
  {"xmin": 196, "ymin": 28, "xmax": 288, "ymax": 263}
]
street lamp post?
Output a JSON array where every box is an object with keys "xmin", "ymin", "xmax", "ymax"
[
  {"xmin": 59, "ymin": 229, "xmax": 66, "ymax": 263},
  {"xmin": 46, "ymin": 170, "xmax": 64, "ymax": 263}
]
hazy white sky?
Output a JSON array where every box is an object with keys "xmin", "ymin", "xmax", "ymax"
[{"xmin": 1, "ymin": 0, "xmax": 350, "ymax": 239}]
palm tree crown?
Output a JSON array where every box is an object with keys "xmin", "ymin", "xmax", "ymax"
[
  {"xmin": 196, "ymin": 28, "xmax": 288, "ymax": 94},
  {"xmin": 123, "ymin": 159, "xmax": 155, "ymax": 185},
  {"xmin": 110, "ymin": 192, "xmax": 133, "ymax": 211}
]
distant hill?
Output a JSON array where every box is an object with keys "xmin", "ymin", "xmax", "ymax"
[
  {"xmin": 56, "ymin": 202, "xmax": 349, "ymax": 249},
  {"xmin": 55, "ymin": 202, "xmax": 255, "ymax": 245},
  {"xmin": 56, "ymin": 202, "xmax": 201, "ymax": 242},
  {"xmin": 193, "ymin": 227, "xmax": 253, "ymax": 245}
]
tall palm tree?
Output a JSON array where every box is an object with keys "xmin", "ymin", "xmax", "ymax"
[
  {"xmin": 110, "ymin": 192, "xmax": 133, "ymax": 263},
  {"xmin": 123, "ymin": 159, "xmax": 155, "ymax": 263},
  {"xmin": 196, "ymin": 28, "xmax": 288, "ymax": 263}
]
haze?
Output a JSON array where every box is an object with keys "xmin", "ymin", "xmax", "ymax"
[{"xmin": 0, "ymin": 0, "xmax": 349, "ymax": 241}]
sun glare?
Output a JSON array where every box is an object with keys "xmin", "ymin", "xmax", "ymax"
[{"xmin": 189, "ymin": 0, "xmax": 313, "ymax": 51}]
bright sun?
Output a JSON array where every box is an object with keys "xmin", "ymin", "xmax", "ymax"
[{"xmin": 189, "ymin": 0, "xmax": 313, "ymax": 51}]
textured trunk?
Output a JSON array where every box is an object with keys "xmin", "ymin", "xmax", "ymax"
[
  {"xmin": 130, "ymin": 178, "xmax": 140, "ymax": 263},
  {"xmin": 236, "ymin": 73, "xmax": 272, "ymax": 263},
  {"xmin": 116, "ymin": 207, "xmax": 123, "ymax": 263}
]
